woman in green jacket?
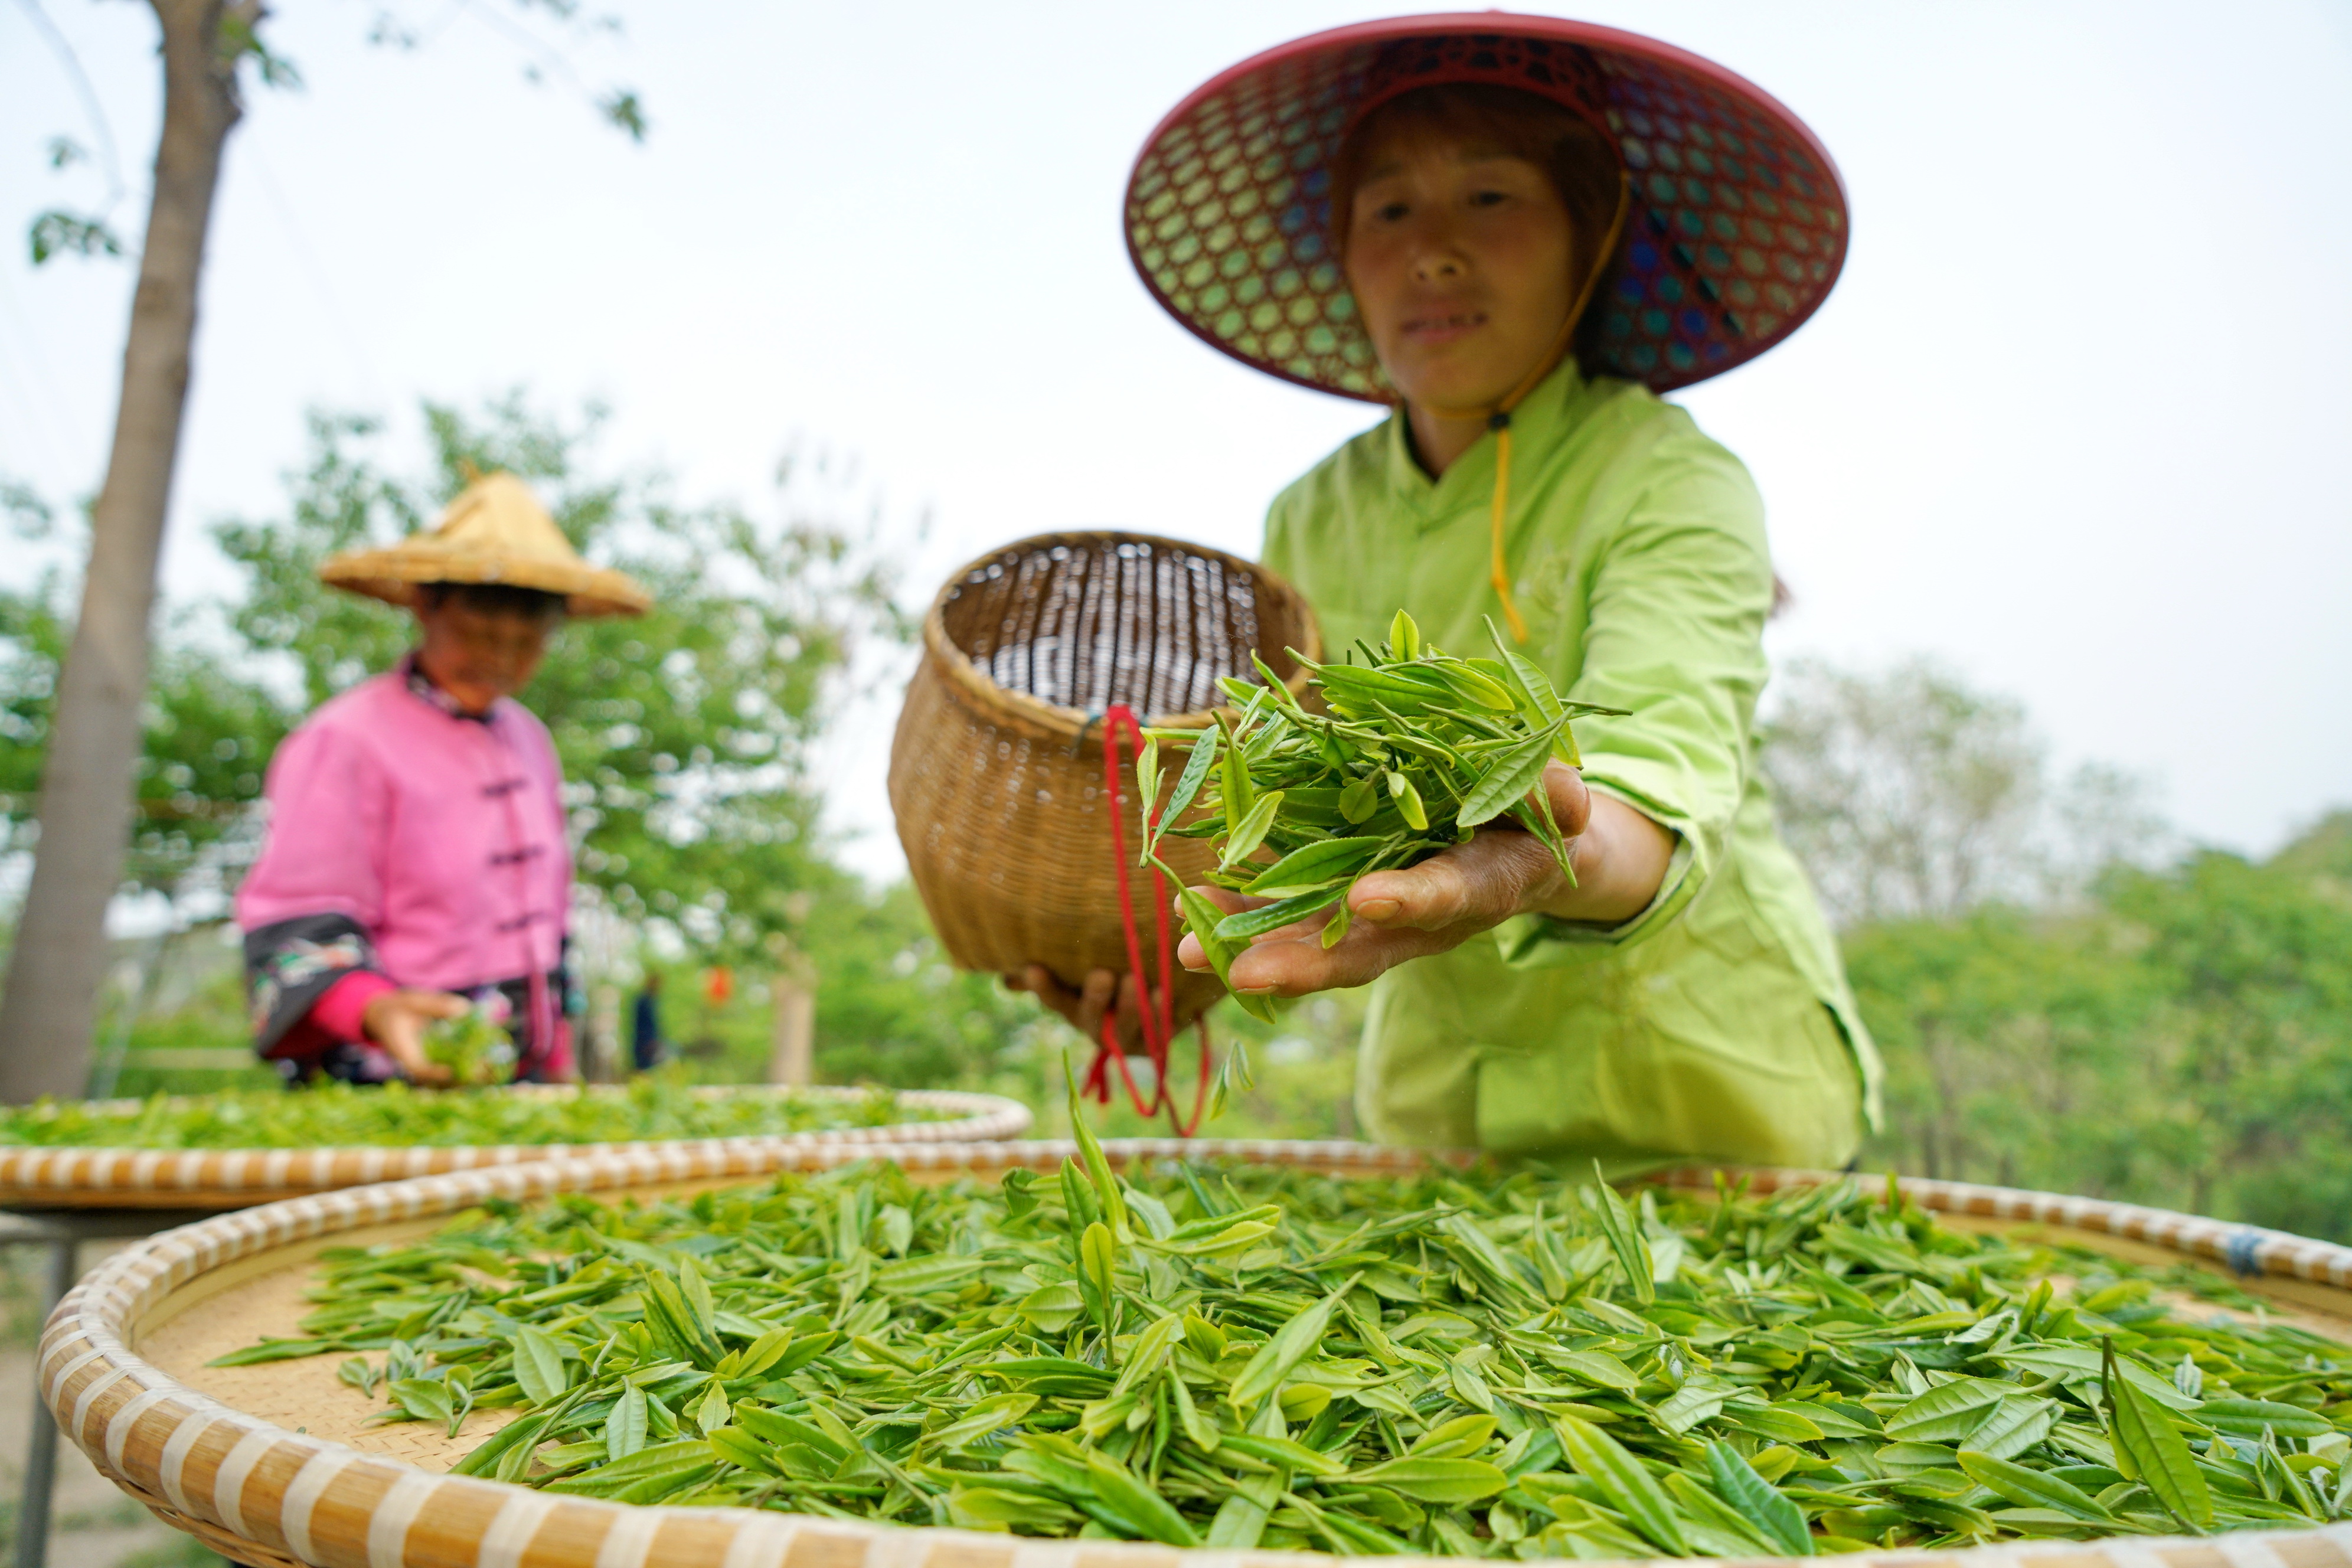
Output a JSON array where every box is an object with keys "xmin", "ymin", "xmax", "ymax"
[{"xmin": 1022, "ymin": 16, "xmax": 1880, "ymax": 1170}]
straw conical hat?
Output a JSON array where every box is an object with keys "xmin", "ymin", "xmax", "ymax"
[{"xmin": 318, "ymin": 472, "xmax": 651, "ymax": 618}]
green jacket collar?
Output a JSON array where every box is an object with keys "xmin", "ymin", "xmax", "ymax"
[{"xmin": 1382, "ymin": 355, "xmax": 1594, "ymax": 522}]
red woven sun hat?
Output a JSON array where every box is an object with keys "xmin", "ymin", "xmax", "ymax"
[{"xmin": 1125, "ymin": 13, "xmax": 1850, "ymax": 400}]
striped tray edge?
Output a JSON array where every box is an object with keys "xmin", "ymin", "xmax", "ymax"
[{"xmin": 0, "ymin": 1086, "xmax": 1032, "ymax": 1206}]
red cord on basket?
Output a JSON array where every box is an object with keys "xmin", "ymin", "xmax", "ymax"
[{"xmin": 1087, "ymin": 704, "xmax": 1215, "ymax": 1137}]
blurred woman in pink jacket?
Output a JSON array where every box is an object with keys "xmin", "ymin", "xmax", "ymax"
[{"xmin": 235, "ymin": 474, "xmax": 647, "ymax": 1086}]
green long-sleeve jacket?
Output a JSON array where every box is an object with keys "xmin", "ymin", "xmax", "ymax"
[{"xmin": 1262, "ymin": 357, "xmax": 1881, "ymax": 1169}]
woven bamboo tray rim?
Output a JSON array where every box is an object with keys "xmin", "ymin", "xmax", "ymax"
[
  {"xmin": 0, "ymin": 1084, "xmax": 1030, "ymax": 1209},
  {"xmin": 43, "ymin": 1142, "xmax": 2352, "ymax": 1568},
  {"xmin": 922, "ymin": 531, "xmax": 1322, "ymax": 746}
]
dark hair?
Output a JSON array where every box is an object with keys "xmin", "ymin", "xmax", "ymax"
[
  {"xmin": 1330, "ymin": 83, "xmax": 1624, "ymax": 359},
  {"xmin": 416, "ymin": 582, "xmax": 567, "ymax": 621}
]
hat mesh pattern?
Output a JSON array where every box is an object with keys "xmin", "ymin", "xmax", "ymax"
[{"xmin": 1127, "ymin": 25, "xmax": 1848, "ymax": 400}]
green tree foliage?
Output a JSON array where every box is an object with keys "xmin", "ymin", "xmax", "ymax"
[
  {"xmin": 801, "ymin": 883, "xmax": 1054, "ymax": 1093},
  {"xmin": 0, "ymin": 574, "xmax": 69, "ymax": 850},
  {"xmin": 2106, "ymin": 825, "xmax": 2352, "ymax": 1236},
  {"xmin": 1847, "ymin": 816, "xmax": 2352, "ymax": 1239},
  {"xmin": 2, "ymin": 566, "xmax": 288, "ymax": 897},
  {"xmin": 1768, "ymin": 661, "xmax": 2352, "ymax": 1241},
  {"xmin": 129, "ymin": 633, "xmax": 293, "ymax": 892},
  {"xmin": 628, "ymin": 884, "xmax": 1055, "ymax": 1099},
  {"xmin": 1761, "ymin": 657, "xmax": 2166, "ymax": 924},
  {"xmin": 1843, "ymin": 906, "xmax": 2166, "ymax": 1193}
]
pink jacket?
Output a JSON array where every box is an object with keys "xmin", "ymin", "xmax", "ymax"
[{"xmin": 237, "ymin": 668, "xmax": 572, "ymax": 1071}]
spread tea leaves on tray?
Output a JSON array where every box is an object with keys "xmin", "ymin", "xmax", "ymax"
[
  {"xmin": 239, "ymin": 1142, "xmax": 2352, "ymax": 1555},
  {"xmin": 0, "ymin": 1070, "xmax": 923, "ymax": 1150}
]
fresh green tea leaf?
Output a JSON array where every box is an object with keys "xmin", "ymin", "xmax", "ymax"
[
  {"xmin": 1242, "ymin": 835, "xmax": 1387, "ymax": 898},
  {"xmin": 1455, "ymin": 717, "xmax": 1564, "ymax": 829},
  {"xmin": 1346, "ymin": 1456, "xmax": 1507, "ymax": 1503},
  {"xmin": 1958, "ymin": 1448, "xmax": 2113, "ymax": 1521},
  {"xmin": 1220, "ymin": 790, "xmax": 1285, "ymax": 870},
  {"xmin": 512, "ymin": 1325, "xmax": 570, "ymax": 1406},
  {"xmin": 1228, "ymin": 1277, "xmax": 1353, "ymax": 1414},
  {"xmin": 2107, "ymin": 1340, "xmax": 2214, "ymax": 1528},
  {"xmin": 1585, "ymin": 1164, "xmax": 1656, "ymax": 1306},
  {"xmin": 1555, "ymin": 1413, "xmax": 1688, "ymax": 1554},
  {"xmin": 1212, "ymin": 885, "xmax": 1348, "ymax": 942},
  {"xmin": 1706, "ymin": 1441, "xmax": 1813, "ymax": 1556}
]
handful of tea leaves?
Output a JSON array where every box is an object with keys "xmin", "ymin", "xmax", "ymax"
[
  {"xmin": 1133, "ymin": 611, "xmax": 1623, "ymax": 1021},
  {"xmin": 238, "ymin": 1116, "xmax": 2352, "ymax": 1554},
  {"xmin": 423, "ymin": 1006, "xmax": 517, "ymax": 1086}
]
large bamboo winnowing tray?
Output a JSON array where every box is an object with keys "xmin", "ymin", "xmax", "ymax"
[{"xmin": 39, "ymin": 1138, "xmax": 2352, "ymax": 1568}]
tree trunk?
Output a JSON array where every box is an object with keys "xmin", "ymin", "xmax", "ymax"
[
  {"xmin": 0, "ymin": 1, "xmax": 243, "ymax": 1102},
  {"xmin": 587, "ymin": 982, "xmax": 623, "ymax": 1083},
  {"xmin": 766, "ymin": 960, "xmax": 816, "ymax": 1087}
]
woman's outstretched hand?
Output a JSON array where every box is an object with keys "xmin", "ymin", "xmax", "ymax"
[{"xmin": 1177, "ymin": 763, "xmax": 1673, "ymax": 999}]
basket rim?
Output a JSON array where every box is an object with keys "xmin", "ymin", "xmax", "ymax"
[
  {"xmin": 921, "ymin": 530, "xmax": 1324, "ymax": 743},
  {"xmin": 0, "ymin": 1085, "xmax": 1031, "ymax": 1207},
  {"xmin": 40, "ymin": 1141, "xmax": 2352, "ymax": 1568}
]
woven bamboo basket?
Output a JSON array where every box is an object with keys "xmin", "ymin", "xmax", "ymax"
[
  {"xmin": 41, "ymin": 1138, "xmax": 2352, "ymax": 1568},
  {"xmin": 0, "ymin": 1084, "xmax": 1028, "ymax": 1210},
  {"xmin": 888, "ymin": 532, "xmax": 1321, "ymax": 1028}
]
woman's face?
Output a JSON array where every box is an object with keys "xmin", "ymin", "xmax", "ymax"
[
  {"xmin": 1344, "ymin": 128, "xmax": 1576, "ymax": 416},
  {"xmin": 413, "ymin": 595, "xmax": 557, "ymax": 708}
]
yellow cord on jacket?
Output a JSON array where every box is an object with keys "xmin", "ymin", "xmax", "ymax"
[
  {"xmin": 1426, "ymin": 174, "xmax": 1631, "ymax": 643},
  {"xmin": 1488, "ymin": 417, "xmax": 1528, "ymax": 641}
]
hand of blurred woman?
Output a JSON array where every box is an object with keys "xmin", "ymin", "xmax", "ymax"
[{"xmin": 360, "ymin": 988, "xmax": 468, "ymax": 1086}]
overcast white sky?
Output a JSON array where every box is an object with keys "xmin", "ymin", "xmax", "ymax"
[{"xmin": 4, "ymin": 0, "xmax": 2348, "ymax": 883}]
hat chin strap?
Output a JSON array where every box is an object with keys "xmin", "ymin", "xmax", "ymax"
[{"xmin": 1416, "ymin": 173, "xmax": 1631, "ymax": 645}]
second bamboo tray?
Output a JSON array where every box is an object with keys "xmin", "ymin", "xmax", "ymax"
[
  {"xmin": 41, "ymin": 1139, "xmax": 2352, "ymax": 1568},
  {"xmin": 0, "ymin": 1083, "xmax": 1030, "ymax": 1209}
]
